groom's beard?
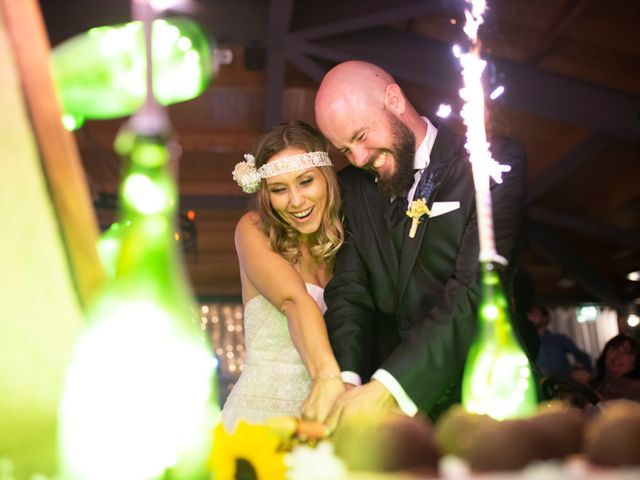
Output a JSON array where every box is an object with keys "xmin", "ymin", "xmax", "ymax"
[{"xmin": 376, "ymin": 114, "xmax": 416, "ymax": 199}]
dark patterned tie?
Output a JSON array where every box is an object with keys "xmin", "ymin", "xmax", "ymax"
[
  {"xmin": 384, "ymin": 196, "xmax": 408, "ymax": 231},
  {"xmin": 384, "ymin": 169, "xmax": 427, "ymax": 232},
  {"xmin": 411, "ymin": 171, "xmax": 437, "ymax": 203},
  {"xmin": 384, "ymin": 195, "xmax": 408, "ymax": 252}
]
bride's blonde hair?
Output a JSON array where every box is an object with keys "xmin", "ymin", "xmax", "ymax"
[{"xmin": 251, "ymin": 120, "xmax": 343, "ymax": 266}]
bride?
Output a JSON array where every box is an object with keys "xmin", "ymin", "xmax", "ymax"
[{"xmin": 221, "ymin": 120, "xmax": 346, "ymax": 431}]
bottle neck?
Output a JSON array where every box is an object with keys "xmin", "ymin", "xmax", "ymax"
[
  {"xmin": 119, "ymin": 162, "xmax": 177, "ymax": 219},
  {"xmin": 476, "ymin": 261, "xmax": 515, "ymax": 343},
  {"xmin": 480, "ymin": 261, "xmax": 508, "ymax": 305},
  {"xmin": 114, "ymin": 160, "xmax": 184, "ymax": 285}
]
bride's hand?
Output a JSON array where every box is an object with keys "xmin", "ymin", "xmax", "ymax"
[{"xmin": 300, "ymin": 376, "xmax": 345, "ymax": 424}]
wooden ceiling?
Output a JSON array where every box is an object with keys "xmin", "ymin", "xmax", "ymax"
[{"xmin": 39, "ymin": 0, "xmax": 640, "ymax": 310}]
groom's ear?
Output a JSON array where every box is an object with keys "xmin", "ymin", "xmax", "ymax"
[{"xmin": 384, "ymin": 83, "xmax": 406, "ymax": 115}]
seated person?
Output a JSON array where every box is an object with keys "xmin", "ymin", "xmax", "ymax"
[
  {"xmin": 590, "ymin": 334, "xmax": 640, "ymax": 402},
  {"xmin": 527, "ymin": 306, "xmax": 593, "ymax": 379}
]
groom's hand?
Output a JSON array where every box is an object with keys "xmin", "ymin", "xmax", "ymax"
[{"xmin": 326, "ymin": 380, "xmax": 399, "ymax": 433}]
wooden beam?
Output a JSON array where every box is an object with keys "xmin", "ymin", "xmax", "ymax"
[
  {"xmin": 297, "ymin": 27, "xmax": 640, "ymax": 140},
  {"xmin": 77, "ymin": 128, "xmax": 261, "ymax": 153},
  {"xmin": 263, "ymin": 0, "xmax": 295, "ymax": 130},
  {"xmin": 95, "ymin": 192, "xmax": 248, "ymax": 211},
  {"xmin": 528, "ymin": 222, "xmax": 625, "ymax": 310},
  {"xmin": 529, "ymin": 207, "xmax": 640, "ymax": 250},
  {"xmin": 180, "ymin": 194, "xmax": 248, "ymax": 210},
  {"xmin": 290, "ymin": 0, "xmax": 444, "ymax": 41},
  {"xmin": 286, "ymin": 46, "xmax": 326, "ymax": 83},
  {"xmin": 528, "ymin": 134, "xmax": 614, "ymax": 202},
  {"xmin": 526, "ymin": 0, "xmax": 589, "ymax": 65},
  {"xmin": 186, "ymin": 254, "xmax": 241, "ymax": 297},
  {"xmin": 0, "ymin": 0, "xmax": 104, "ymax": 307}
]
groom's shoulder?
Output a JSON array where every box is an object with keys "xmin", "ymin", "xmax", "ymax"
[
  {"xmin": 337, "ymin": 165, "xmax": 377, "ymax": 201},
  {"xmin": 489, "ymin": 136, "xmax": 527, "ymax": 166},
  {"xmin": 490, "ymin": 135, "xmax": 524, "ymax": 149},
  {"xmin": 337, "ymin": 164, "xmax": 362, "ymax": 179},
  {"xmin": 337, "ymin": 164, "xmax": 374, "ymax": 187}
]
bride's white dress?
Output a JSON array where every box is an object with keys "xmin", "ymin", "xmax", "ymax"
[{"xmin": 221, "ymin": 283, "xmax": 326, "ymax": 432}]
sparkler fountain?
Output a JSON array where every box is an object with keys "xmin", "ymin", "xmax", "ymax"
[{"xmin": 458, "ymin": 0, "xmax": 538, "ymax": 420}]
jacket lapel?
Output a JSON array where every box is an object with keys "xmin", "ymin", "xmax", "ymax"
[
  {"xmin": 396, "ymin": 125, "xmax": 458, "ymax": 299},
  {"xmin": 359, "ymin": 177, "xmax": 401, "ymax": 282}
]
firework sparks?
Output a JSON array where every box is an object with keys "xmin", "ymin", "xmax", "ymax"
[
  {"xmin": 436, "ymin": 103, "xmax": 452, "ymax": 118},
  {"xmin": 458, "ymin": 0, "xmax": 510, "ymax": 263},
  {"xmin": 489, "ymin": 85, "xmax": 505, "ymax": 100}
]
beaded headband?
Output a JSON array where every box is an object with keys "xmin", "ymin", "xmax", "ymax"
[{"xmin": 232, "ymin": 151, "xmax": 333, "ymax": 193}]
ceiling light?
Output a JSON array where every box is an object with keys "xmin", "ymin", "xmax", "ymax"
[
  {"xmin": 628, "ymin": 314, "xmax": 640, "ymax": 328},
  {"xmin": 627, "ymin": 270, "xmax": 640, "ymax": 282},
  {"xmin": 436, "ymin": 104, "xmax": 452, "ymax": 118},
  {"xmin": 489, "ymin": 85, "xmax": 505, "ymax": 100},
  {"xmin": 556, "ymin": 277, "xmax": 576, "ymax": 288},
  {"xmin": 577, "ymin": 305, "xmax": 598, "ymax": 323}
]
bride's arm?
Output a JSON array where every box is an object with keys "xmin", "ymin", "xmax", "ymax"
[{"xmin": 235, "ymin": 213, "xmax": 344, "ymax": 420}]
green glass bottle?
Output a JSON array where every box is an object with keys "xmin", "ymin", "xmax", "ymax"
[
  {"xmin": 51, "ymin": 17, "xmax": 215, "ymax": 129},
  {"xmin": 97, "ymin": 220, "xmax": 131, "ymax": 279},
  {"xmin": 58, "ymin": 108, "xmax": 219, "ymax": 480},
  {"xmin": 461, "ymin": 261, "xmax": 538, "ymax": 420}
]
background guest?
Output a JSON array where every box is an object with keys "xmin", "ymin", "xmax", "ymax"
[
  {"xmin": 527, "ymin": 306, "xmax": 593, "ymax": 380},
  {"xmin": 590, "ymin": 334, "xmax": 640, "ymax": 402},
  {"xmin": 511, "ymin": 268, "xmax": 540, "ymax": 364}
]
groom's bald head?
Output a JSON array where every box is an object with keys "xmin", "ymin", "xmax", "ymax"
[{"xmin": 315, "ymin": 61, "xmax": 393, "ymax": 135}]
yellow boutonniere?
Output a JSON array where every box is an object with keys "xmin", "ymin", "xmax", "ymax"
[{"xmin": 406, "ymin": 198, "xmax": 430, "ymax": 238}]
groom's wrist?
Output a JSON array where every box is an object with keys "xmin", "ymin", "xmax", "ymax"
[
  {"xmin": 369, "ymin": 379, "xmax": 398, "ymax": 408},
  {"xmin": 372, "ymin": 369, "xmax": 418, "ymax": 416},
  {"xmin": 340, "ymin": 371, "xmax": 362, "ymax": 386}
]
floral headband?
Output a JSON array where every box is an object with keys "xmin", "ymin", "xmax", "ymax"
[{"xmin": 232, "ymin": 151, "xmax": 333, "ymax": 193}]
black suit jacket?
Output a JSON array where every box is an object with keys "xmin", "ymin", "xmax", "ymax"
[{"xmin": 324, "ymin": 123, "xmax": 527, "ymax": 419}]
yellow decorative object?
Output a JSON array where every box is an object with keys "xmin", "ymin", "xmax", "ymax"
[
  {"xmin": 209, "ymin": 421, "xmax": 286, "ymax": 480},
  {"xmin": 406, "ymin": 198, "xmax": 431, "ymax": 238}
]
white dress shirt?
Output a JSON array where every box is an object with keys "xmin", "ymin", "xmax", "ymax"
[{"xmin": 341, "ymin": 117, "xmax": 438, "ymax": 416}]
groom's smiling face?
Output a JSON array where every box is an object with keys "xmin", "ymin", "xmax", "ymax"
[
  {"xmin": 317, "ymin": 95, "xmax": 416, "ymax": 198},
  {"xmin": 375, "ymin": 111, "xmax": 417, "ymax": 198}
]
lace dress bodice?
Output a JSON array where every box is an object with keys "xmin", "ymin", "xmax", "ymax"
[{"xmin": 220, "ymin": 284, "xmax": 326, "ymax": 432}]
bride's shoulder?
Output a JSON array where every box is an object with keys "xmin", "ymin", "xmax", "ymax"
[
  {"xmin": 236, "ymin": 211, "xmax": 262, "ymax": 234},
  {"xmin": 235, "ymin": 212, "xmax": 270, "ymax": 252}
]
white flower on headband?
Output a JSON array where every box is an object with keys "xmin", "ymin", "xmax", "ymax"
[{"xmin": 232, "ymin": 154, "xmax": 262, "ymax": 193}]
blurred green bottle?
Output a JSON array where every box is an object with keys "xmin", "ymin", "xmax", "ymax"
[
  {"xmin": 51, "ymin": 17, "xmax": 220, "ymax": 129},
  {"xmin": 461, "ymin": 261, "xmax": 538, "ymax": 420},
  {"xmin": 58, "ymin": 109, "xmax": 219, "ymax": 480}
]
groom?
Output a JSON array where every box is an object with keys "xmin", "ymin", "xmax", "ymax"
[{"xmin": 315, "ymin": 61, "xmax": 527, "ymax": 425}]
